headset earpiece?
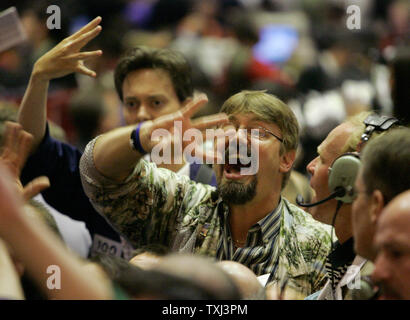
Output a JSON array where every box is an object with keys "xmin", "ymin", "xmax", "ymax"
[{"xmin": 328, "ymin": 152, "xmax": 361, "ymax": 203}]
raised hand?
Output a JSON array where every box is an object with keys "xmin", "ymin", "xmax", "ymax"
[
  {"xmin": 0, "ymin": 122, "xmax": 50, "ymax": 201},
  {"xmin": 0, "ymin": 162, "xmax": 112, "ymax": 300},
  {"xmin": 32, "ymin": 17, "xmax": 103, "ymax": 81},
  {"xmin": 92, "ymin": 94, "xmax": 229, "ymax": 181},
  {"xmin": 139, "ymin": 94, "xmax": 229, "ymax": 163}
]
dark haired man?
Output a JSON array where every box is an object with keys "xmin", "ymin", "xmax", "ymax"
[
  {"xmin": 352, "ymin": 128, "xmax": 410, "ymax": 264},
  {"xmin": 114, "ymin": 46, "xmax": 193, "ymax": 123},
  {"xmin": 19, "ymin": 18, "xmax": 128, "ymax": 259},
  {"xmin": 18, "ymin": 17, "xmax": 213, "ymax": 259},
  {"xmin": 111, "ymin": 46, "xmax": 216, "ymax": 182},
  {"xmin": 338, "ymin": 127, "xmax": 410, "ymax": 300}
]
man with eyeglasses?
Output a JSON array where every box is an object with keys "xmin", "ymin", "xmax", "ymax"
[{"xmin": 80, "ymin": 90, "xmax": 331, "ymax": 297}]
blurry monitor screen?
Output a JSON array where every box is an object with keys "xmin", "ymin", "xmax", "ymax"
[{"xmin": 253, "ymin": 24, "xmax": 299, "ymax": 64}]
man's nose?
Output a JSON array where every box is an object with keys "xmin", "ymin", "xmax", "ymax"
[
  {"xmin": 136, "ymin": 105, "xmax": 152, "ymax": 122},
  {"xmin": 224, "ymin": 128, "xmax": 252, "ymax": 160},
  {"xmin": 306, "ymin": 157, "xmax": 317, "ymax": 176},
  {"xmin": 227, "ymin": 127, "xmax": 250, "ymax": 143},
  {"xmin": 372, "ymin": 251, "xmax": 390, "ymax": 284},
  {"xmin": 227, "ymin": 128, "xmax": 250, "ymax": 148}
]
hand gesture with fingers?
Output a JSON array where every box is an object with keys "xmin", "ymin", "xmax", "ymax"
[
  {"xmin": 32, "ymin": 17, "xmax": 103, "ymax": 81},
  {"xmin": 0, "ymin": 122, "xmax": 50, "ymax": 201},
  {"xmin": 139, "ymin": 94, "xmax": 229, "ymax": 163}
]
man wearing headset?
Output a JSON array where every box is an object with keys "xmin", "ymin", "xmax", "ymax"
[{"xmin": 303, "ymin": 111, "xmax": 398, "ymax": 299}]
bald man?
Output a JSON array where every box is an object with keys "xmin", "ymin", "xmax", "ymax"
[
  {"xmin": 152, "ymin": 254, "xmax": 241, "ymax": 300},
  {"xmin": 372, "ymin": 190, "xmax": 410, "ymax": 300},
  {"xmin": 216, "ymin": 260, "xmax": 265, "ymax": 299},
  {"xmin": 129, "ymin": 244, "xmax": 169, "ymax": 270}
]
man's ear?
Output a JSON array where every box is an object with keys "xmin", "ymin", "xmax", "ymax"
[
  {"xmin": 279, "ymin": 150, "xmax": 296, "ymax": 173},
  {"xmin": 370, "ymin": 190, "xmax": 385, "ymax": 224}
]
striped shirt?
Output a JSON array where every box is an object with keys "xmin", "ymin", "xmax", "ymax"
[
  {"xmin": 216, "ymin": 200, "xmax": 282, "ymax": 277},
  {"xmin": 325, "ymin": 237, "xmax": 355, "ymax": 290},
  {"xmin": 80, "ymin": 137, "xmax": 332, "ymax": 296}
]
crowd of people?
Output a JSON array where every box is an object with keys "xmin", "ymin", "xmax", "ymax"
[{"xmin": 0, "ymin": 0, "xmax": 409, "ymax": 300}]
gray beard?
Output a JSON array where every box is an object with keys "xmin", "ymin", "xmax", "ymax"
[{"xmin": 217, "ymin": 177, "xmax": 257, "ymax": 205}]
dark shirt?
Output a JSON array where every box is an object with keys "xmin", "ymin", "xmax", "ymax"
[
  {"xmin": 189, "ymin": 162, "xmax": 217, "ymax": 187},
  {"xmin": 325, "ymin": 237, "xmax": 356, "ymax": 289},
  {"xmin": 21, "ymin": 125, "xmax": 129, "ymax": 259}
]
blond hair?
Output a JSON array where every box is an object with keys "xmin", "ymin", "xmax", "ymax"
[
  {"xmin": 342, "ymin": 111, "xmax": 397, "ymax": 153},
  {"xmin": 220, "ymin": 90, "xmax": 299, "ymax": 189}
]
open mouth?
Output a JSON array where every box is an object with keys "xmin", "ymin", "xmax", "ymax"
[{"xmin": 221, "ymin": 142, "xmax": 255, "ymax": 179}]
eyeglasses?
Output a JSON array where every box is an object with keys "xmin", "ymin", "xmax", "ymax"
[
  {"xmin": 252, "ymin": 126, "xmax": 283, "ymax": 143},
  {"xmin": 219, "ymin": 124, "xmax": 283, "ymax": 143}
]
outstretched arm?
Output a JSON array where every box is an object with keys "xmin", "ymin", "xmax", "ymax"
[
  {"xmin": 18, "ymin": 17, "xmax": 103, "ymax": 151},
  {"xmin": 92, "ymin": 94, "xmax": 228, "ymax": 182}
]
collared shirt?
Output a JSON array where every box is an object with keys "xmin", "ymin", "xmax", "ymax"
[
  {"xmin": 312, "ymin": 256, "xmax": 370, "ymax": 300},
  {"xmin": 216, "ymin": 200, "xmax": 282, "ymax": 277},
  {"xmin": 305, "ymin": 238, "xmax": 372, "ymax": 300},
  {"xmin": 80, "ymin": 137, "xmax": 332, "ymax": 296}
]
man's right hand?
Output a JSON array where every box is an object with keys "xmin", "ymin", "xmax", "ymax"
[
  {"xmin": 92, "ymin": 94, "xmax": 228, "ymax": 182},
  {"xmin": 139, "ymin": 93, "xmax": 228, "ymax": 163},
  {"xmin": 31, "ymin": 17, "xmax": 103, "ymax": 82}
]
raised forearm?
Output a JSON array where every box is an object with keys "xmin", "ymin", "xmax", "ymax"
[
  {"xmin": 17, "ymin": 72, "xmax": 49, "ymax": 151},
  {"xmin": 93, "ymin": 124, "xmax": 146, "ymax": 182},
  {"xmin": 3, "ymin": 208, "xmax": 112, "ymax": 300},
  {"xmin": 18, "ymin": 17, "xmax": 103, "ymax": 151},
  {"xmin": 91, "ymin": 94, "xmax": 225, "ymax": 182}
]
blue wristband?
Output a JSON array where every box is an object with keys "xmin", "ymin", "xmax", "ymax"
[{"xmin": 130, "ymin": 122, "xmax": 147, "ymax": 154}]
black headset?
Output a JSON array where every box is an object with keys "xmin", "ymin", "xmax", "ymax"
[{"xmin": 327, "ymin": 114, "xmax": 399, "ymax": 204}]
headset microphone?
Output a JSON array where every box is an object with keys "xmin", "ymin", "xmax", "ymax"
[{"xmin": 296, "ymin": 187, "xmax": 346, "ymax": 208}]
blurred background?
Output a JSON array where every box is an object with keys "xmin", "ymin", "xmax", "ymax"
[{"xmin": 0, "ymin": 0, "xmax": 409, "ymax": 172}]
